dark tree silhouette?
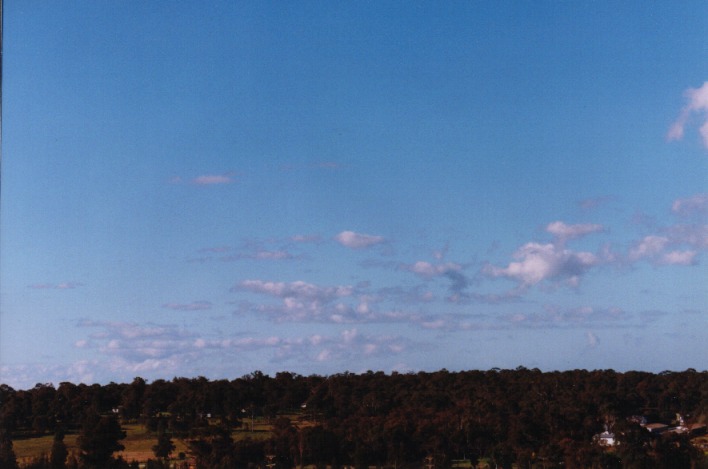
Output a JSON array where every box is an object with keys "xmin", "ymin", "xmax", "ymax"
[
  {"xmin": 77, "ymin": 412, "xmax": 126, "ymax": 468},
  {"xmin": 2, "ymin": 369, "xmax": 708, "ymax": 468},
  {"xmin": 0, "ymin": 428, "xmax": 19, "ymax": 469},
  {"xmin": 152, "ymin": 420, "xmax": 175, "ymax": 461},
  {"xmin": 50, "ymin": 429, "xmax": 69, "ymax": 469}
]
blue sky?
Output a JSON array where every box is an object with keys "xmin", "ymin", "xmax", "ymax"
[{"xmin": 1, "ymin": 1, "xmax": 707, "ymax": 389}]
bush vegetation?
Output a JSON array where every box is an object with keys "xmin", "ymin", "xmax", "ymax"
[{"xmin": 2, "ymin": 368, "xmax": 707, "ymax": 468}]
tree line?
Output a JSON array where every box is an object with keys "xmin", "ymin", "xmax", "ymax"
[{"xmin": 1, "ymin": 368, "xmax": 707, "ymax": 468}]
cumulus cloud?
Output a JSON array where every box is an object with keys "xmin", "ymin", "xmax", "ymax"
[
  {"xmin": 335, "ymin": 231, "xmax": 385, "ymax": 249},
  {"xmin": 628, "ymin": 235, "xmax": 670, "ymax": 261},
  {"xmin": 660, "ymin": 250, "xmax": 698, "ymax": 266},
  {"xmin": 484, "ymin": 242, "xmax": 600, "ymax": 289},
  {"xmin": 88, "ymin": 320, "xmax": 405, "ymax": 378},
  {"xmin": 399, "ymin": 260, "xmax": 470, "ymax": 301},
  {"xmin": 236, "ymin": 280, "xmax": 353, "ymax": 301},
  {"xmin": 668, "ymin": 81, "xmax": 708, "ymax": 148},
  {"xmin": 233, "ymin": 280, "xmax": 359, "ymax": 322},
  {"xmin": 628, "ymin": 235, "xmax": 698, "ymax": 265},
  {"xmin": 478, "ymin": 219, "xmax": 611, "ymax": 292},
  {"xmin": 483, "ymin": 203, "xmax": 703, "ymax": 296},
  {"xmin": 4, "ymin": 318, "xmax": 413, "ymax": 387},
  {"xmin": 546, "ymin": 221, "xmax": 604, "ymax": 242},
  {"xmin": 75, "ymin": 320, "xmax": 200, "ymax": 376},
  {"xmin": 672, "ymin": 193, "xmax": 708, "ymax": 217},
  {"xmin": 233, "ymin": 280, "xmax": 440, "ymax": 326},
  {"xmin": 270, "ymin": 328, "xmax": 408, "ymax": 363},
  {"xmin": 623, "ymin": 195, "xmax": 707, "ymax": 266},
  {"xmin": 401, "ymin": 261, "xmax": 461, "ymax": 278},
  {"xmin": 1, "ymin": 361, "xmax": 101, "ymax": 389}
]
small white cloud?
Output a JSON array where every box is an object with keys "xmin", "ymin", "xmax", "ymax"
[
  {"xmin": 341, "ymin": 328, "xmax": 358, "ymax": 343},
  {"xmin": 421, "ymin": 319, "xmax": 447, "ymax": 329},
  {"xmin": 402, "ymin": 261, "xmax": 461, "ymax": 278},
  {"xmin": 546, "ymin": 221, "xmax": 604, "ymax": 242},
  {"xmin": 236, "ymin": 280, "xmax": 353, "ymax": 300},
  {"xmin": 484, "ymin": 242, "xmax": 599, "ymax": 288},
  {"xmin": 106, "ymin": 339, "xmax": 121, "ymax": 350},
  {"xmin": 586, "ymin": 331, "xmax": 600, "ymax": 348},
  {"xmin": 234, "ymin": 280, "xmax": 357, "ymax": 322},
  {"xmin": 672, "ymin": 193, "xmax": 708, "ymax": 217},
  {"xmin": 668, "ymin": 81, "xmax": 708, "ymax": 149},
  {"xmin": 254, "ymin": 250, "xmax": 293, "ymax": 260},
  {"xmin": 219, "ymin": 247, "xmax": 297, "ymax": 262},
  {"xmin": 629, "ymin": 235, "xmax": 670, "ymax": 261},
  {"xmin": 335, "ymin": 230, "xmax": 385, "ymax": 249},
  {"xmin": 627, "ymin": 235, "xmax": 699, "ymax": 265},
  {"xmin": 660, "ymin": 250, "xmax": 697, "ymax": 266},
  {"xmin": 192, "ymin": 174, "xmax": 233, "ymax": 185}
]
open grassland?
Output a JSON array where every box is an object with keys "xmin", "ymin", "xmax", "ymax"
[
  {"xmin": 13, "ymin": 424, "xmax": 190, "ymax": 465},
  {"xmin": 13, "ymin": 433, "xmax": 79, "ymax": 465},
  {"xmin": 116, "ymin": 424, "xmax": 190, "ymax": 463},
  {"xmin": 13, "ymin": 416, "xmax": 283, "ymax": 464}
]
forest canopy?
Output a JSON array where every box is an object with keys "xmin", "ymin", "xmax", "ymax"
[{"xmin": 1, "ymin": 368, "xmax": 707, "ymax": 468}]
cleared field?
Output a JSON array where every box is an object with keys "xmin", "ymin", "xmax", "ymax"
[
  {"xmin": 12, "ymin": 417, "xmax": 281, "ymax": 464},
  {"xmin": 13, "ymin": 433, "xmax": 79, "ymax": 465},
  {"xmin": 13, "ymin": 424, "xmax": 189, "ymax": 465},
  {"xmin": 116, "ymin": 424, "xmax": 190, "ymax": 463}
]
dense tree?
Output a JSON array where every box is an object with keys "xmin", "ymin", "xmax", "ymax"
[
  {"xmin": 120, "ymin": 377, "xmax": 146, "ymax": 421},
  {"xmin": 652, "ymin": 432, "xmax": 704, "ymax": 469},
  {"xmin": 152, "ymin": 420, "xmax": 175, "ymax": 461},
  {"xmin": 267, "ymin": 417, "xmax": 299, "ymax": 468},
  {"xmin": 50, "ymin": 429, "xmax": 69, "ymax": 469},
  {"xmin": 77, "ymin": 412, "xmax": 126, "ymax": 468},
  {"xmin": 614, "ymin": 421, "xmax": 653, "ymax": 469},
  {"xmin": 0, "ymin": 428, "xmax": 19, "ymax": 469},
  {"xmin": 186, "ymin": 423, "xmax": 237, "ymax": 469},
  {"xmin": 2, "ymin": 369, "xmax": 708, "ymax": 467}
]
